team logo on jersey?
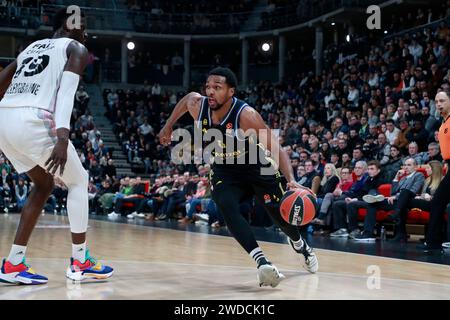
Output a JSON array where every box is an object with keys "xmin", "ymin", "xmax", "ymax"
[
  {"xmin": 225, "ymin": 122, "xmax": 233, "ymax": 136},
  {"xmin": 264, "ymin": 194, "xmax": 271, "ymax": 204},
  {"xmin": 14, "ymin": 55, "xmax": 50, "ymax": 79},
  {"xmin": 203, "ymin": 119, "xmax": 208, "ymax": 126}
]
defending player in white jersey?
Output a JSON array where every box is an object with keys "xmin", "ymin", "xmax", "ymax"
[{"xmin": 0, "ymin": 7, "xmax": 113, "ymax": 284}]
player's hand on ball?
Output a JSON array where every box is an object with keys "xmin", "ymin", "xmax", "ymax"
[
  {"xmin": 287, "ymin": 180, "xmax": 315, "ymax": 196},
  {"xmin": 287, "ymin": 180, "xmax": 301, "ymax": 190}
]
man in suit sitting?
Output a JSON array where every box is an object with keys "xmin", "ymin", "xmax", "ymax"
[{"xmin": 361, "ymin": 157, "xmax": 425, "ymax": 241}]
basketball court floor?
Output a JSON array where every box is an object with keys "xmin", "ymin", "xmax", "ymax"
[{"xmin": 1, "ymin": 213, "xmax": 450, "ymax": 300}]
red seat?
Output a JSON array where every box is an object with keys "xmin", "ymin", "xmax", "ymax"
[
  {"xmin": 356, "ymin": 181, "xmax": 438, "ymax": 224},
  {"xmin": 122, "ymin": 181, "xmax": 150, "ymax": 209}
]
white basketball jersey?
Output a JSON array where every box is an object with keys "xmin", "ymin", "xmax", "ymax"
[{"xmin": 0, "ymin": 37, "xmax": 78, "ymax": 112}]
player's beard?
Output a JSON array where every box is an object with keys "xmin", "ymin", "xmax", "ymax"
[{"xmin": 210, "ymin": 96, "xmax": 232, "ymax": 111}]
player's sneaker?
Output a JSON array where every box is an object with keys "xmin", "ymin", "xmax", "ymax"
[
  {"xmin": 0, "ymin": 258, "xmax": 48, "ymax": 285},
  {"xmin": 257, "ymin": 263, "xmax": 285, "ymax": 288},
  {"xmin": 289, "ymin": 238, "xmax": 319, "ymax": 273},
  {"xmin": 66, "ymin": 250, "xmax": 113, "ymax": 281}
]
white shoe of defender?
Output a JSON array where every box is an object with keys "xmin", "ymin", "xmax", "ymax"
[
  {"xmin": 288, "ymin": 238, "xmax": 319, "ymax": 274},
  {"xmin": 257, "ymin": 264, "xmax": 285, "ymax": 288}
]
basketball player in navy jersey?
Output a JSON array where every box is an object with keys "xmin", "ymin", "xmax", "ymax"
[
  {"xmin": 0, "ymin": 7, "xmax": 113, "ymax": 284},
  {"xmin": 160, "ymin": 67, "xmax": 318, "ymax": 287}
]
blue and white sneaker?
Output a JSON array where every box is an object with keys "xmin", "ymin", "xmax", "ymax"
[
  {"xmin": 66, "ymin": 249, "xmax": 114, "ymax": 281},
  {"xmin": 0, "ymin": 258, "xmax": 48, "ymax": 285}
]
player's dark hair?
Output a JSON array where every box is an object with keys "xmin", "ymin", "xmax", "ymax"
[
  {"xmin": 53, "ymin": 7, "xmax": 85, "ymax": 31},
  {"xmin": 208, "ymin": 67, "xmax": 238, "ymax": 89}
]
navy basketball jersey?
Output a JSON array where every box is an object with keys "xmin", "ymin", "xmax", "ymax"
[{"xmin": 196, "ymin": 96, "xmax": 277, "ymax": 178}]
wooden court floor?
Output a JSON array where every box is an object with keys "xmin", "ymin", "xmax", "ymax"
[{"xmin": 0, "ymin": 214, "xmax": 450, "ymax": 300}]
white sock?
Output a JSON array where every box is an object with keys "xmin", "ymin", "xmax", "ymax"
[
  {"xmin": 291, "ymin": 237, "xmax": 304, "ymax": 251},
  {"xmin": 7, "ymin": 244, "xmax": 27, "ymax": 265},
  {"xmin": 72, "ymin": 242, "xmax": 86, "ymax": 263},
  {"xmin": 249, "ymin": 247, "xmax": 268, "ymax": 267}
]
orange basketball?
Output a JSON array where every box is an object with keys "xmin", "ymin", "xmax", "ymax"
[{"xmin": 279, "ymin": 188, "xmax": 317, "ymax": 226}]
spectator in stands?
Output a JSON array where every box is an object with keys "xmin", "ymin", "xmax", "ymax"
[
  {"xmin": 314, "ymin": 166, "xmax": 354, "ymax": 227},
  {"xmin": 0, "ymin": 156, "xmax": 11, "ymax": 174},
  {"xmin": 341, "ymin": 153, "xmax": 352, "ymax": 168},
  {"xmin": 14, "ymin": 177, "xmax": 27, "ymax": 212},
  {"xmin": 75, "ymin": 85, "xmax": 90, "ymax": 111},
  {"xmin": 332, "ymin": 160, "xmax": 385, "ymax": 240},
  {"xmin": 125, "ymin": 135, "xmax": 139, "ymax": 163},
  {"xmin": 296, "ymin": 163, "xmax": 307, "ymax": 184},
  {"xmin": 407, "ymin": 142, "xmax": 423, "ymax": 164},
  {"xmin": 89, "ymin": 159, "xmax": 102, "ymax": 185},
  {"xmin": 139, "ymin": 118, "xmax": 154, "ymax": 138},
  {"xmin": 0, "ymin": 167, "xmax": 13, "ymax": 212},
  {"xmin": 358, "ymin": 116, "xmax": 370, "ymax": 139},
  {"xmin": 425, "ymin": 142, "xmax": 443, "ymax": 163},
  {"xmin": 290, "ymin": 156, "xmax": 300, "ymax": 181},
  {"xmin": 310, "ymin": 152, "xmax": 324, "ymax": 176},
  {"xmin": 421, "ymin": 104, "xmax": 439, "ymax": 133},
  {"xmin": 329, "ymin": 161, "xmax": 369, "ymax": 237},
  {"xmin": 363, "ymin": 157, "xmax": 425, "ymax": 240},
  {"xmin": 312, "ymin": 163, "xmax": 340, "ymax": 224},
  {"xmin": 92, "ymin": 178, "xmax": 115, "ymax": 215},
  {"xmin": 394, "ymin": 119, "xmax": 411, "ymax": 153},
  {"xmin": 374, "ymin": 133, "xmax": 391, "ymax": 166},
  {"xmin": 107, "ymin": 90, "xmax": 119, "ymax": 111},
  {"xmin": 301, "ymin": 159, "xmax": 321, "ymax": 194},
  {"xmin": 385, "ymin": 119, "xmax": 400, "ymax": 145},
  {"xmin": 406, "ymin": 120, "xmax": 429, "ymax": 151},
  {"xmin": 110, "ymin": 177, "xmax": 146, "ymax": 218},
  {"xmin": 351, "ymin": 147, "xmax": 365, "ymax": 166},
  {"xmin": 88, "ymin": 179, "xmax": 98, "ymax": 212},
  {"xmin": 383, "ymin": 145, "xmax": 404, "ymax": 181},
  {"xmin": 52, "ymin": 177, "xmax": 68, "ymax": 214},
  {"xmin": 157, "ymin": 175, "xmax": 188, "ymax": 220},
  {"xmin": 179, "ymin": 179, "xmax": 211, "ymax": 224},
  {"xmin": 392, "ymin": 160, "xmax": 443, "ymax": 241},
  {"xmin": 108, "ymin": 177, "xmax": 132, "ymax": 218},
  {"xmin": 102, "ymin": 159, "xmax": 117, "ymax": 180}
]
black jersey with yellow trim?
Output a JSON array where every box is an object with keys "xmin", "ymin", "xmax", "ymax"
[{"xmin": 195, "ymin": 96, "xmax": 276, "ymax": 175}]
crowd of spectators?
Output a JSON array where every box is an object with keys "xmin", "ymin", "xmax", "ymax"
[
  {"xmin": 98, "ymin": 1, "xmax": 450, "ymax": 239},
  {"xmin": 2, "ymin": 1, "xmax": 450, "ymax": 239}
]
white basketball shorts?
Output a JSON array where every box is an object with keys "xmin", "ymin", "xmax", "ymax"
[{"xmin": 0, "ymin": 107, "xmax": 75, "ymax": 174}]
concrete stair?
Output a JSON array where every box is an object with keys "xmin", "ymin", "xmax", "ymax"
[{"xmin": 85, "ymin": 84, "xmax": 135, "ymax": 177}]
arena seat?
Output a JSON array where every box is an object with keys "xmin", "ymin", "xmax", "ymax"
[{"xmin": 122, "ymin": 181, "xmax": 151, "ymax": 211}]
